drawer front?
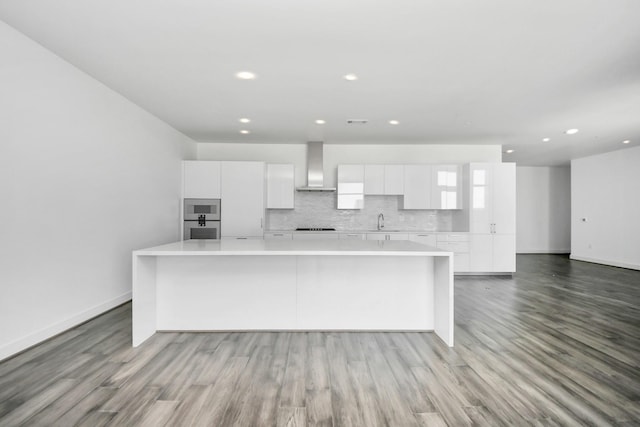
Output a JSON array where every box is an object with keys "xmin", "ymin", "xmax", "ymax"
[
  {"xmin": 409, "ymin": 234, "xmax": 437, "ymax": 247},
  {"xmin": 437, "ymin": 233, "xmax": 469, "ymax": 242},
  {"xmin": 264, "ymin": 233, "xmax": 293, "ymax": 240},
  {"xmin": 340, "ymin": 233, "xmax": 365, "ymax": 240}
]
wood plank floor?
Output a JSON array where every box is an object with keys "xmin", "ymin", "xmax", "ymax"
[{"xmin": 1, "ymin": 254, "xmax": 639, "ymax": 426}]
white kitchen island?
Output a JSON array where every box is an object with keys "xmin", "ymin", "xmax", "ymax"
[{"xmin": 132, "ymin": 239, "xmax": 454, "ymax": 347}]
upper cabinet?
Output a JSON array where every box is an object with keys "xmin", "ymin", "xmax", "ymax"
[
  {"xmin": 364, "ymin": 164, "xmax": 404, "ymax": 195},
  {"xmin": 401, "ymin": 165, "xmax": 432, "ymax": 209},
  {"xmin": 468, "ymin": 163, "xmax": 515, "ymax": 234},
  {"xmin": 337, "ymin": 164, "xmax": 364, "ymax": 209},
  {"xmin": 183, "ymin": 161, "xmax": 220, "ymax": 199},
  {"xmin": 220, "ymin": 161, "xmax": 265, "ymax": 238},
  {"xmin": 266, "ymin": 163, "xmax": 294, "ymax": 209},
  {"xmin": 431, "ymin": 165, "xmax": 461, "ymax": 209}
]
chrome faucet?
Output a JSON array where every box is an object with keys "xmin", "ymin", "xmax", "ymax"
[{"xmin": 377, "ymin": 213, "xmax": 385, "ymax": 230}]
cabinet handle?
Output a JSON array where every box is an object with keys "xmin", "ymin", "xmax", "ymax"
[{"xmin": 274, "ymin": 233, "xmax": 283, "ymax": 236}]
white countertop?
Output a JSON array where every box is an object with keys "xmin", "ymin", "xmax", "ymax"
[{"xmin": 134, "ymin": 239, "xmax": 451, "ymax": 257}]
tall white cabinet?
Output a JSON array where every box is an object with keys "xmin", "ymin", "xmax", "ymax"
[
  {"xmin": 220, "ymin": 161, "xmax": 265, "ymax": 238},
  {"xmin": 467, "ymin": 163, "xmax": 516, "ymax": 273}
]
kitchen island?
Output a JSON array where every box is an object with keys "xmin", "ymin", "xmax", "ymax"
[{"xmin": 132, "ymin": 239, "xmax": 454, "ymax": 347}]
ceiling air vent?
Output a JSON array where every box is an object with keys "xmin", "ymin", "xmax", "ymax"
[{"xmin": 346, "ymin": 119, "xmax": 368, "ymax": 124}]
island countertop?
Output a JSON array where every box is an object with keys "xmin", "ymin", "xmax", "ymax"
[{"xmin": 134, "ymin": 239, "xmax": 451, "ymax": 257}]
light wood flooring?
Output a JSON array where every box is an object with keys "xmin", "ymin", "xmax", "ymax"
[{"xmin": 0, "ymin": 255, "xmax": 639, "ymax": 426}]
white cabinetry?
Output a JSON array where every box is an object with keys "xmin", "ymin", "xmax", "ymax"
[
  {"xmin": 408, "ymin": 233, "xmax": 437, "ymax": 247},
  {"xmin": 292, "ymin": 233, "xmax": 340, "ymax": 240},
  {"xmin": 340, "ymin": 233, "xmax": 366, "ymax": 240},
  {"xmin": 364, "ymin": 165, "xmax": 384, "ymax": 195},
  {"xmin": 402, "ymin": 165, "xmax": 432, "ymax": 209},
  {"xmin": 266, "ymin": 164, "xmax": 294, "ymax": 209},
  {"xmin": 183, "ymin": 161, "xmax": 220, "ymax": 198},
  {"xmin": 337, "ymin": 165, "xmax": 364, "ymax": 209},
  {"xmin": 220, "ymin": 161, "xmax": 265, "ymax": 239},
  {"xmin": 436, "ymin": 234, "xmax": 470, "ymax": 273},
  {"xmin": 384, "ymin": 165, "xmax": 404, "ymax": 195},
  {"xmin": 364, "ymin": 165, "xmax": 404, "ymax": 195},
  {"xmin": 366, "ymin": 233, "xmax": 409, "ymax": 241},
  {"xmin": 432, "ymin": 165, "xmax": 461, "ymax": 209},
  {"xmin": 467, "ymin": 163, "xmax": 516, "ymax": 273},
  {"xmin": 264, "ymin": 232, "xmax": 293, "ymax": 240}
]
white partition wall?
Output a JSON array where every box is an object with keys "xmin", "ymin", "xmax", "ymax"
[{"xmin": 571, "ymin": 146, "xmax": 640, "ymax": 270}]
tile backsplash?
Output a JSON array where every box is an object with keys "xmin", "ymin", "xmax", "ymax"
[{"xmin": 266, "ymin": 192, "xmax": 453, "ymax": 231}]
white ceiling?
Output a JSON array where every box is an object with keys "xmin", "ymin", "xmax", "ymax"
[{"xmin": 1, "ymin": 0, "xmax": 639, "ymax": 166}]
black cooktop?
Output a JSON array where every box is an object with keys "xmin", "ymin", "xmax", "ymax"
[{"xmin": 295, "ymin": 227, "xmax": 336, "ymax": 231}]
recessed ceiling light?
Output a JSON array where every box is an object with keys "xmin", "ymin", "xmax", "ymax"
[
  {"xmin": 343, "ymin": 73, "xmax": 358, "ymax": 81},
  {"xmin": 565, "ymin": 128, "xmax": 579, "ymax": 135},
  {"xmin": 506, "ymin": 149, "xmax": 514, "ymax": 154},
  {"xmin": 389, "ymin": 120, "xmax": 400, "ymax": 125},
  {"xmin": 622, "ymin": 140, "xmax": 630, "ymax": 144},
  {"xmin": 542, "ymin": 137, "xmax": 550, "ymax": 142},
  {"xmin": 239, "ymin": 130, "xmax": 250, "ymax": 134},
  {"xmin": 235, "ymin": 71, "xmax": 256, "ymax": 80},
  {"xmin": 315, "ymin": 119, "xmax": 326, "ymax": 125},
  {"xmin": 238, "ymin": 118, "xmax": 251, "ymax": 124}
]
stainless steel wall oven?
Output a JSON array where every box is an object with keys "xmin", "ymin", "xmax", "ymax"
[{"xmin": 183, "ymin": 198, "xmax": 221, "ymax": 240}]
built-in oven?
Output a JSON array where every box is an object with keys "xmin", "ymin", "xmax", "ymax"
[
  {"xmin": 184, "ymin": 198, "xmax": 220, "ymax": 221},
  {"xmin": 184, "ymin": 219, "xmax": 220, "ymax": 240},
  {"xmin": 183, "ymin": 198, "xmax": 221, "ymax": 240}
]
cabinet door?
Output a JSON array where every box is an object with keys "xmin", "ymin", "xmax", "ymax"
[
  {"xmin": 469, "ymin": 163, "xmax": 492, "ymax": 233},
  {"xmin": 384, "ymin": 165, "xmax": 404, "ymax": 195},
  {"xmin": 364, "ymin": 165, "xmax": 384, "ymax": 195},
  {"xmin": 469, "ymin": 233, "xmax": 493, "ymax": 272},
  {"xmin": 492, "ymin": 163, "xmax": 516, "ymax": 234},
  {"xmin": 183, "ymin": 161, "xmax": 220, "ymax": 199},
  {"xmin": 221, "ymin": 161, "xmax": 265, "ymax": 237},
  {"xmin": 337, "ymin": 165, "xmax": 364, "ymax": 209},
  {"xmin": 266, "ymin": 164, "xmax": 294, "ymax": 209},
  {"xmin": 432, "ymin": 165, "xmax": 461, "ymax": 209},
  {"xmin": 402, "ymin": 165, "xmax": 432, "ymax": 209},
  {"xmin": 492, "ymin": 234, "xmax": 516, "ymax": 272}
]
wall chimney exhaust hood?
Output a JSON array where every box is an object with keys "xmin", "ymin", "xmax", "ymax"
[{"xmin": 297, "ymin": 141, "xmax": 336, "ymax": 192}]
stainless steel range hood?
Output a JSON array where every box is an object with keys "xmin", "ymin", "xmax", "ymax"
[{"xmin": 296, "ymin": 141, "xmax": 336, "ymax": 192}]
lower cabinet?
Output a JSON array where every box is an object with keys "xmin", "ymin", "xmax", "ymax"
[
  {"xmin": 436, "ymin": 234, "xmax": 470, "ymax": 273},
  {"xmin": 469, "ymin": 233, "xmax": 516, "ymax": 273},
  {"xmin": 339, "ymin": 233, "xmax": 366, "ymax": 240},
  {"xmin": 408, "ymin": 233, "xmax": 437, "ymax": 247},
  {"xmin": 366, "ymin": 233, "xmax": 409, "ymax": 241},
  {"xmin": 292, "ymin": 233, "xmax": 340, "ymax": 240}
]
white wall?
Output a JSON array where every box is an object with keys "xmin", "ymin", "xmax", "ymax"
[
  {"xmin": 198, "ymin": 143, "xmax": 502, "ymax": 187},
  {"xmin": 571, "ymin": 146, "xmax": 640, "ymax": 270},
  {"xmin": 0, "ymin": 21, "xmax": 196, "ymax": 360},
  {"xmin": 516, "ymin": 166, "xmax": 571, "ymax": 253}
]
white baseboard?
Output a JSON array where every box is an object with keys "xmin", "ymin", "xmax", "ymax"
[
  {"xmin": 517, "ymin": 249, "xmax": 570, "ymax": 254},
  {"xmin": 570, "ymin": 255, "xmax": 640, "ymax": 271},
  {"xmin": 0, "ymin": 292, "xmax": 132, "ymax": 362}
]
